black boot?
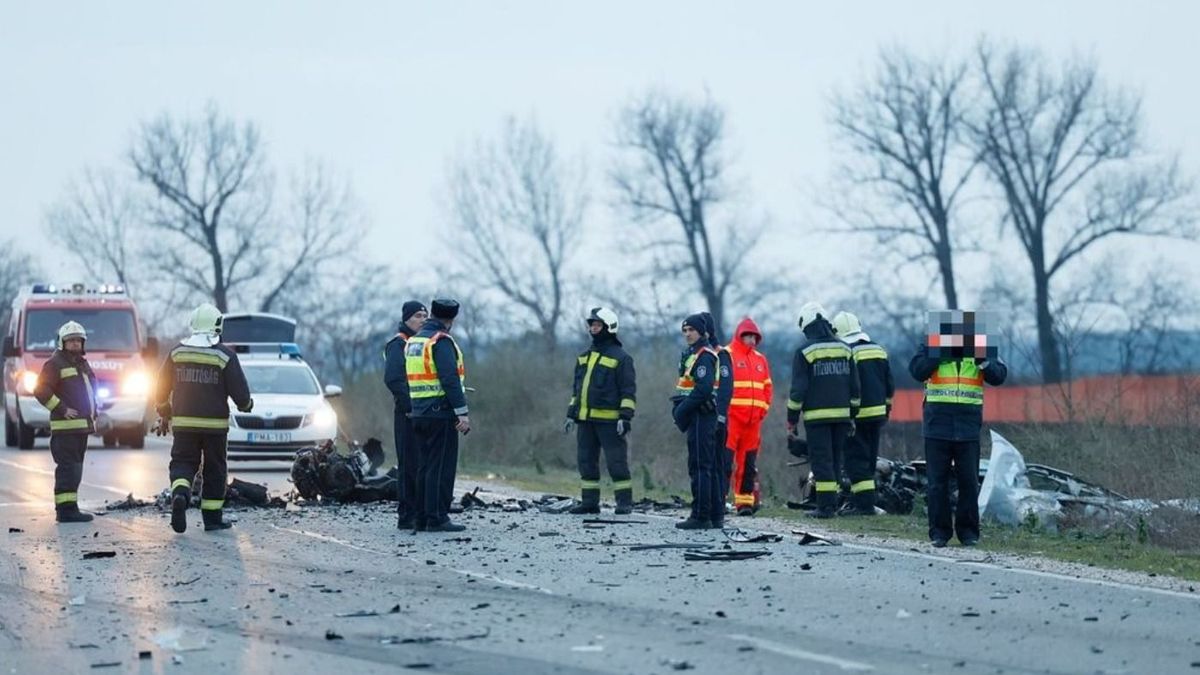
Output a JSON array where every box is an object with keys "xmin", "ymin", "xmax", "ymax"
[
  {"xmin": 569, "ymin": 487, "xmax": 601, "ymax": 515},
  {"xmin": 813, "ymin": 491, "xmax": 837, "ymax": 518},
  {"xmin": 202, "ymin": 509, "xmax": 232, "ymax": 531},
  {"xmin": 171, "ymin": 489, "xmax": 189, "ymax": 533},
  {"xmin": 846, "ymin": 490, "xmax": 877, "ymax": 516},
  {"xmin": 675, "ymin": 517, "xmax": 711, "ymax": 530},
  {"xmin": 426, "ymin": 518, "xmax": 466, "ymax": 532},
  {"xmin": 613, "ymin": 487, "xmax": 633, "ymax": 515},
  {"xmin": 56, "ymin": 504, "xmax": 93, "ymax": 523}
]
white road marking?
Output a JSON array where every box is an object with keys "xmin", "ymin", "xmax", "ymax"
[
  {"xmin": 729, "ymin": 634, "xmax": 874, "ymax": 671},
  {"xmin": 270, "ymin": 524, "xmax": 555, "ymax": 595},
  {"xmin": 0, "ymin": 457, "xmax": 130, "ymax": 497}
]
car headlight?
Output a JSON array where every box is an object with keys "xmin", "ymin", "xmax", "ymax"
[
  {"xmin": 20, "ymin": 371, "xmax": 38, "ymax": 394},
  {"xmin": 305, "ymin": 406, "xmax": 336, "ymax": 428},
  {"xmin": 123, "ymin": 370, "xmax": 150, "ymax": 396}
]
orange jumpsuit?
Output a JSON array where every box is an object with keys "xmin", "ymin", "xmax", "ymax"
[{"xmin": 724, "ymin": 318, "xmax": 772, "ymax": 511}]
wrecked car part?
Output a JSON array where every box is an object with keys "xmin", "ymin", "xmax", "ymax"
[
  {"xmin": 684, "ymin": 549, "xmax": 772, "ymax": 561},
  {"xmin": 583, "ymin": 518, "xmax": 646, "ymax": 525},
  {"xmin": 628, "ymin": 543, "xmax": 710, "ymax": 551},
  {"xmin": 792, "ymin": 530, "xmax": 840, "ymax": 546},
  {"xmin": 291, "ymin": 438, "xmax": 391, "ymax": 502},
  {"xmin": 82, "ymin": 551, "xmax": 116, "ymax": 559},
  {"xmin": 722, "ymin": 528, "xmax": 783, "ymax": 543}
]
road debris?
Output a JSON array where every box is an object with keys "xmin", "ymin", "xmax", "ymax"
[
  {"xmin": 325, "ymin": 630, "xmax": 343, "ymax": 640},
  {"xmin": 69, "ymin": 595, "xmax": 86, "ymax": 606},
  {"xmin": 792, "ymin": 530, "xmax": 840, "ymax": 546},
  {"xmin": 82, "ymin": 551, "xmax": 116, "ymax": 559},
  {"xmin": 380, "ymin": 629, "xmax": 490, "ymax": 645},
  {"xmin": 334, "ymin": 609, "xmax": 380, "ymax": 618},
  {"xmin": 138, "ymin": 651, "xmax": 151, "ymax": 660},
  {"xmin": 684, "ymin": 549, "xmax": 772, "ymax": 561},
  {"xmin": 291, "ymin": 438, "xmax": 390, "ymax": 502},
  {"xmin": 628, "ymin": 543, "xmax": 709, "ymax": 551},
  {"xmin": 9, "ymin": 527, "xmax": 24, "ymax": 533},
  {"xmin": 89, "ymin": 662, "xmax": 120, "ymax": 669},
  {"xmin": 723, "ymin": 528, "xmax": 783, "ymax": 543},
  {"xmin": 583, "ymin": 518, "xmax": 647, "ymax": 525},
  {"xmin": 153, "ymin": 627, "xmax": 207, "ymax": 652}
]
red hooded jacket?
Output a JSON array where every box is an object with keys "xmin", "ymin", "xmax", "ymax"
[{"xmin": 724, "ymin": 317, "xmax": 772, "ymax": 424}]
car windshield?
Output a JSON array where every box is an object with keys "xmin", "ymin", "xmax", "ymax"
[
  {"xmin": 243, "ymin": 364, "xmax": 320, "ymax": 395},
  {"xmin": 24, "ymin": 309, "xmax": 138, "ymax": 352}
]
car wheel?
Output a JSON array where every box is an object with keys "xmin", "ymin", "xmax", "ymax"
[
  {"xmin": 5, "ymin": 413, "xmax": 16, "ymax": 448},
  {"xmin": 124, "ymin": 430, "xmax": 145, "ymax": 450},
  {"xmin": 17, "ymin": 415, "xmax": 35, "ymax": 450},
  {"xmin": 103, "ymin": 434, "xmax": 118, "ymax": 448}
]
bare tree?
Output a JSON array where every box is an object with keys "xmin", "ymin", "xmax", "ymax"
[
  {"xmin": 0, "ymin": 240, "xmax": 40, "ymax": 335},
  {"xmin": 973, "ymin": 42, "xmax": 1194, "ymax": 382},
  {"xmin": 129, "ymin": 104, "xmax": 273, "ymax": 312},
  {"xmin": 830, "ymin": 47, "xmax": 980, "ymax": 309},
  {"xmin": 45, "ymin": 167, "xmax": 140, "ymax": 285},
  {"xmin": 445, "ymin": 115, "xmax": 585, "ymax": 352},
  {"xmin": 259, "ymin": 159, "xmax": 365, "ymax": 313},
  {"xmin": 611, "ymin": 89, "xmax": 759, "ymax": 338}
]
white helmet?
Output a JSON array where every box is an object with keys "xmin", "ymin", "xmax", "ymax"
[
  {"xmin": 586, "ymin": 307, "xmax": 619, "ymax": 334},
  {"xmin": 189, "ymin": 303, "xmax": 224, "ymax": 336},
  {"xmin": 798, "ymin": 301, "xmax": 829, "ymax": 332},
  {"xmin": 57, "ymin": 321, "xmax": 87, "ymax": 350},
  {"xmin": 832, "ymin": 311, "xmax": 870, "ymax": 343}
]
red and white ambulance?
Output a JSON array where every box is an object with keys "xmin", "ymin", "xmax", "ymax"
[{"xmin": 3, "ymin": 283, "xmax": 158, "ymax": 449}]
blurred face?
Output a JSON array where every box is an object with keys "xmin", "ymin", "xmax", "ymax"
[
  {"xmin": 587, "ymin": 320, "xmax": 603, "ymax": 335},
  {"xmin": 404, "ymin": 310, "xmax": 428, "ymax": 333},
  {"xmin": 741, "ymin": 334, "xmax": 759, "ymax": 348},
  {"xmin": 63, "ymin": 337, "xmax": 83, "ymax": 353},
  {"xmin": 682, "ymin": 325, "xmax": 702, "ymax": 346}
]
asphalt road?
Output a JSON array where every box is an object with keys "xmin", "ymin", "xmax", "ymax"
[{"xmin": 1, "ymin": 440, "xmax": 1199, "ymax": 674}]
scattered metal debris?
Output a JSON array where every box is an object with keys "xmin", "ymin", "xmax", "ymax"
[
  {"xmin": 334, "ymin": 609, "xmax": 379, "ymax": 618},
  {"xmin": 792, "ymin": 530, "xmax": 840, "ymax": 546},
  {"xmin": 8, "ymin": 527, "xmax": 23, "ymax": 533},
  {"xmin": 628, "ymin": 543, "xmax": 709, "ymax": 551},
  {"xmin": 583, "ymin": 518, "xmax": 647, "ymax": 525},
  {"xmin": 380, "ymin": 628, "xmax": 490, "ymax": 645},
  {"xmin": 684, "ymin": 549, "xmax": 772, "ymax": 561},
  {"xmin": 82, "ymin": 551, "xmax": 116, "ymax": 559},
  {"xmin": 292, "ymin": 438, "xmax": 390, "ymax": 503},
  {"xmin": 325, "ymin": 630, "xmax": 343, "ymax": 640},
  {"xmin": 722, "ymin": 528, "xmax": 783, "ymax": 543}
]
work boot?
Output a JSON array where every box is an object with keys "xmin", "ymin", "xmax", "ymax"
[
  {"xmin": 846, "ymin": 490, "xmax": 877, "ymax": 516},
  {"xmin": 709, "ymin": 518, "xmax": 725, "ymax": 530},
  {"xmin": 170, "ymin": 490, "xmax": 189, "ymax": 533},
  {"xmin": 570, "ymin": 486, "xmax": 601, "ymax": 514},
  {"xmin": 426, "ymin": 519, "xmax": 466, "ymax": 533},
  {"xmin": 397, "ymin": 516, "xmax": 415, "ymax": 530},
  {"xmin": 813, "ymin": 491, "xmax": 837, "ymax": 518},
  {"xmin": 56, "ymin": 504, "xmax": 94, "ymax": 523},
  {"xmin": 613, "ymin": 487, "xmax": 633, "ymax": 515},
  {"xmin": 674, "ymin": 517, "xmax": 711, "ymax": 530},
  {"xmin": 736, "ymin": 505, "xmax": 754, "ymax": 517},
  {"xmin": 202, "ymin": 509, "xmax": 233, "ymax": 531}
]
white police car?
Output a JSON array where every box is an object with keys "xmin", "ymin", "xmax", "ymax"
[{"xmin": 221, "ymin": 313, "xmax": 340, "ymax": 461}]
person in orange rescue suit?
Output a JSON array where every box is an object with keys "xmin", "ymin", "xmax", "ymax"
[
  {"xmin": 33, "ymin": 321, "xmax": 99, "ymax": 523},
  {"xmin": 563, "ymin": 307, "xmax": 637, "ymax": 515},
  {"xmin": 723, "ymin": 317, "xmax": 773, "ymax": 516},
  {"xmin": 155, "ymin": 303, "xmax": 254, "ymax": 534},
  {"xmin": 832, "ymin": 311, "xmax": 894, "ymax": 516}
]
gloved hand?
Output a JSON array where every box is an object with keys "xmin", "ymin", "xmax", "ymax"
[
  {"xmin": 616, "ymin": 419, "xmax": 631, "ymax": 438},
  {"xmin": 238, "ymin": 398, "xmax": 254, "ymax": 413},
  {"xmin": 155, "ymin": 402, "xmax": 172, "ymax": 418},
  {"xmin": 786, "ymin": 422, "xmax": 798, "ymax": 438},
  {"xmin": 563, "ymin": 418, "xmax": 575, "ymax": 434},
  {"xmin": 153, "ymin": 417, "xmax": 171, "ymax": 437}
]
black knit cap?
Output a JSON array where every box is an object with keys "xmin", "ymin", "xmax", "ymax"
[
  {"xmin": 401, "ymin": 301, "xmax": 427, "ymax": 323},
  {"xmin": 431, "ymin": 298, "xmax": 460, "ymax": 320},
  {"xmin": 681, "ymin": 313, "xmax": 707, "ymax": 335}
]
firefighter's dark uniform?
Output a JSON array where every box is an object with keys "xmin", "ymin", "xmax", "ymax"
[
  {"xmin": 787, "ymin": 319, "xmax": 860, "ymax": 517},
  {"xmin": 33, "ymin": 350, "xmax": 98, "ymax": 520},
  {"xmin": 673, "ymin": 328, "xmax": 721, "ymax": 527},
  {"xmin": 406, "ymin": 317, "xmax": 468, "ymax": 530},
  {"xmin": 567, "ymin": 330, "xmax": 637, "ymax": 511},
  {"xmin": 157, "ymin": 341, "xmax": 252, "ymax": 531},
  {"xmin": 844, "ymin": 338, "xmax": 895, "ymax": 514},
  {"xmin": 384, "ymin": 327, "xmax": 418, "ymax": 527},
  {"xmin": 909, "ymin": 346, "xmax": 1007, "ymax": 544}
]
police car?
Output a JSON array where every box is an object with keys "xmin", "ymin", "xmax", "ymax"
[{"xmin": 221, "ymin": 313, "xmax": 340, "ymax": 461}]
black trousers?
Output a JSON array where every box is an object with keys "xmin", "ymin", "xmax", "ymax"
[
  {"xmin": 393, "ymin": 409, "xmax": 417, "ymax": 521},
  {"xmin": 51, "ymin": 433, "xmax": 88, "ymax": 508},
  {"xmin": 846, "ymin": 419, "xmax": 885, "ymax": 506},
  {"xmin": 806, "ymin": 422, "xmax": 850, "ymax": 512},
  {"xmin": 717, "ymin": 423, "xmax": 733, "ymax": 511},
  {"xmin": 169, "ymin": 431, "xmax": 228, "ymax": 510},
  {"xmin": 924, "ymin": 437, "xmax": 981, "ymax": 543},
  {"xmin": 576, "ymin": 421, "xmax": 631, "ymax": 504},
  {"xmin": 685, "ymin": 412, "xmax": 721, "ymax": 521},
  {"xmin": 413, "ymin": 417, "xmax": 459, "ymax": 526}
]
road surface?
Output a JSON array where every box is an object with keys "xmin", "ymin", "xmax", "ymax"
[{"xmin": 1, "ymin": 439, "xmax": 1199, "ymax": 673}]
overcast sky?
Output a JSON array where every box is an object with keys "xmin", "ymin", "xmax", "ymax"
[{"xmin": 2, "ymin": 1, "xmax": 1197, "ymax": 316}]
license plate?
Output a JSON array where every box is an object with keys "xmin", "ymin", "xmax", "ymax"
[{"xmin": 246, "ymin": 432, "xmax": 292, "ymax": 443}]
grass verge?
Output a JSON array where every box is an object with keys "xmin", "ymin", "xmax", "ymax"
[{"xmin": 459, "ymin": 461, "xmax": 1200, "ymax": 583}]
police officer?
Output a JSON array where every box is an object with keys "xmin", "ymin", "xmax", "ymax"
[
  {"xmin": 384, "ymin": 300, "xmax": 428, "ymax": 529},
  {"xmin": 564, "ymin": 307, "xmax": 637, "ymax": 515},
  {"xmin": 406, "ymin": 299, "xmax": 470, "ymax": 532},
  {"xmin": 909, "ymin": 310, "xmax": 1007, "ymax": 547},
  {"xmin": 156, "ymin": 304, "xmax": 253, "ymax": 533},
  {"xmin": 786, "ymin": 302, "xmax": 859, "ymax": 519},
  {"xmin": 672, "ymin": 313, "xmax": 721, "ymax": 530},
  {"xmin": 705, "ymin": 312, "xmax": 733, "ymax": 527},
  {"xmin": 833, "ymin": 311, "xmax": 894, "ymax": 516},
  {"xmin": 33, "ymin": 322, "xmax": 99, "ymax": 523}
]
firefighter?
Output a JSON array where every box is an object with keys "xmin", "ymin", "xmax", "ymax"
[
  {"xmin": 32, "ymin": 322, "xmax": 99, "ymax": 523},
  {"xmin": 156, "ymin": 304, "xmax": 253, "ymax": 533},
  {"xmin": 563, "ymin": 307, "xmax": 637, "ymax": 515},
  {"xmin": 724, "ymin": 317, "xmax": 772, "ymax": 516},
  {"xmin": 786, "ymin": 302, "xmax": 859, "ymax": 519},
  {"xmin": 909, "ymin": 311, "xmax": 1007, "ymax": 547},
  {"xmin": 384, "ymin": 300, "xmax": 428, "ymax": 530},
  {"xmin": 833, "ymin": 311, "xmax": 893, "ymax": 516},
  {"xmin": 672, "ymin": 313, "xmax": 721, "ymax": 529},
  {"xmin": 406, "ymin": 299, "xmax": 470, "ymax": 532}
]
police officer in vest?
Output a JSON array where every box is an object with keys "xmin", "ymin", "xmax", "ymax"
[
  {"xmin": 833, "ymin": 311, "xmax": 894, "ymax": 516},
  {"xmin": 33, "ymin": 322, "xmax": 99, "ymax": 522},
  {"xmin": 909, "ymin": 310, "xmax": 1007, "ymax": 547},
  {"xmin": 384, "ymin": 301, "xmax": 428, "ymax": 529},
  {"xmin": 786, "ymin": 302, "xmax": 860, "ymax": 519},
  {"xmin": 406, "ymin": 299, "xmax": 470, "ymax": 532},
  {"xmin": 156, "ymin": 304, "xmax": 253, "ymax": 533},
  {"xmin": 672, "ymin": 313, "xmax": 722, "ymax": 530},
  {"xmin": 564, "ymin": 307, "xmax": 637, "ymax": 515}
]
